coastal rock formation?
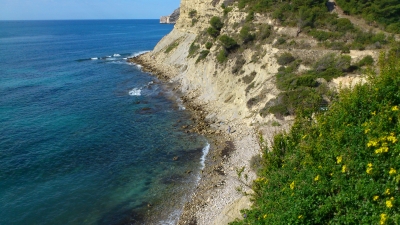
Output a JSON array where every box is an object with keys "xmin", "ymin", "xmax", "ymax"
[
  {"xmin": 134, "ymin": 0, "xmax": 382, "ymax": 224},
  {"xmin": 160, "ymin": 8, "xmax": 180, "ymax": 24}
]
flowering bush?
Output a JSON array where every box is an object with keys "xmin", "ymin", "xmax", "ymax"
[{"xmin": 231, "ymin": 50, "xmax": 400, "ymax": 224}]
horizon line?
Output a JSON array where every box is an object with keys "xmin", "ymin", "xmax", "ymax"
[{"xmin": 0, "ymin": 18, "xmax": 163, "ymax": 21}]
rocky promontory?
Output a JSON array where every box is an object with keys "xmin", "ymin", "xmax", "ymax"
[{"xmin": 160, "ymin": 8, "xmax": 180, "ymax": 24}]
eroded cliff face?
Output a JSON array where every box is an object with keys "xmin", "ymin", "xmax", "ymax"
[
  {"xmin": 139, "ymin": 1, "xmax": 379, "ymax": 224},
  {"xmin": 175, "ymin": 0, "xmax": 221, "ymax": 32},
  {"xmin": 149, "ymin": 0, "xmax": 284, "ymax": 126},
  {"xmin": 148, "ymin": 0, "xmax": 375, "ymax": 126}
]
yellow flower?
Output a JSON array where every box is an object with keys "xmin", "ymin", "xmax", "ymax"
[
  {"xmin": 314, "ymin": 175, "xmax": 320, "ymax": 181},
  {"xmin": 386, "ymin": 197, "xmax": 394, "ymax": 208},
  {"xmin": 290, "ymin": 181, "xmax": 295, "ymax": 190},
  {"xmin": 389, "ymin": 168, "xmax": 397, "ymax": 175},
  {"xmin": 342, "ymin": 165, "xmax": 347, "ymax": 173},
  {"xmin": 387, "ymin": 133, "xmax": 397, "ymax": 144},
  {"xmin": 298, "ymin": 215, "xmax": 303, "ymax": 219},
  {"xmin": 336, "ymin": 156, "xmax": 342, "ymax": 164},
  {"xmin": 375, "ymin": 147, "xmax": 389, "ymax": 154},
  {"xmin": 263, "ymin": 214, "xmax": 267, "ymax": 219},
  {"xmin": 392, "ymin": 105, "xmax": 399, "ymax": 111},
  {"xmin": 366, "ymin": 163, "xmax": 373, "ymax": 174},
  {"xmin": 367, "ymin": 140, "xmax": 378, "ymax": 147},
  {"xmin": 385, "ymin": 188, "xmax": 390, "ymax": 195},
  {"xmin": 372, "ymin": 111, "xmax": 376, "ymax": 116},
  {"xmin": 373, "ymin": 195, "xmax": 379, "ymax": 201},
  {"xmin": 380, "ymin": 213, "xmax": 388, "ymax": 225},
  {"xmin": 365, "ymin": 128, "xmax": 370, "ymax": 134}
]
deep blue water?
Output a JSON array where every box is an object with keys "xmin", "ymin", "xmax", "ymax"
[{"xmin": 0, "ymin": 20, "xmax": 207, "ymax": 225}]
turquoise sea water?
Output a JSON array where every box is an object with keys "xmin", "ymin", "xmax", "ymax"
[{"xmin": 0, "ymin": 20, "xmax": 207, "ymax": 224}]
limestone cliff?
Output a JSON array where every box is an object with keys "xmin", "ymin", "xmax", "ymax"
[
  {"xmin": 153, "ymin": 1, "xmax": 279, "ymax": 126},
  {"xmin": 151, "ymin": 0, "xmax": 377, "ymax": 126},
  {"xmin": 140, "ymin": 0, "xmax": 381, "ymax": 224},
  {"xmin": 160, "ymin": 8, "xmax": 180, "ymax": 24}
]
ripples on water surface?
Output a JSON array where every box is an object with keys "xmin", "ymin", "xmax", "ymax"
[{"xmin": 0, "ymin": 20, "xmax": 207, "ymax": 225}]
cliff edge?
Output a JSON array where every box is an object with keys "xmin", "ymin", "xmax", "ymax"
[{"xmin": 160, "ymin": 8, "xmax": 180, "ymax": 24}]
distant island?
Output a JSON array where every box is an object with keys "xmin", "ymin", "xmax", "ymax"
[{"xmin": 160, "ymin": 8, "xmax": 180, "ymax": 24}]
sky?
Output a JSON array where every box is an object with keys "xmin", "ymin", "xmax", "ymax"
[{"xmin": 0, "ymin": 0, "xmax": 181, "ymax": 20}]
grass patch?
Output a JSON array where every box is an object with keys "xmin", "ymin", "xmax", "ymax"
[{"xmin": 164, "ymin": 41, "xmax": 179, "ymax": 53}]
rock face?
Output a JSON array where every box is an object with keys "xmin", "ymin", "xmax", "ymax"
[
  {"xmin": 160, "ymin": 8, "xmax": 180, "ymax": 24},
  {"xmin": 143, "ymin": 0, "xmax": 378, "ymax": 224}
]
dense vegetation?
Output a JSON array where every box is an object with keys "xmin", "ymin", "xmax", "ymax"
[
  {"xmin": 336, "ymin": 0, "xmax": 400, "ymax": 33},
  {"xmin": 230, "ymin": 51, "xmax": 400, "ymax": 224}
]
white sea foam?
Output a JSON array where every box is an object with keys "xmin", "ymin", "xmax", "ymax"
[
  {"xmin": 131, "ymin": 50, "xmax": 150, "ymax": 58},
  {"xmin": 200, "ymin": 143, "xmax": 210, "ymax": 170},
  {"xmin": 90, "ymin": 57, "xmax": 98, "ymax": 60},
  {"xmin": 158, "ymin": 209, "xmax": 182, "ymax": 225},
  {"xmin": 113, "ymin": 53, "xmax": 121, "ymax": 57},
  {"xmin": 129, "ymin": 88, "xmax": 141, "ymax": 96}
]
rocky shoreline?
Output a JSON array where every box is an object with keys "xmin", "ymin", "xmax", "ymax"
[{"xmin": 128, "ymin": 54, "xmax": 261, "ymax": 224}]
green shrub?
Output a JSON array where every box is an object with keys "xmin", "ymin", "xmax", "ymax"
[
  {"xmin": 219, "ymin": 35, "xmax": 238, "ymax": 51},
  {"xmin": 277, "ymin": 52, "xmax": 295, "ymax": 66},
  {"xmin": 358, "ymin": 55, "xmax": 374, "ymax": 67},
  {"xmin": 188, "ymin": 42, "xmax": 200, "ymax": 57},
  {"xmin": 205, "ymin": 42, "xmax": 213, "ymax": 49},
  {"xmin": 196, "ymin": 50, "xmax": 209, "ymax": 63},
  {"xmin": 240, "ymin": 25, "xmax": 256, "ymax": 44},
  {"xmin": 296, "ymin": 75, "xmax": 318, "ymax": 87},
  {"xmin": 238, "ymin": 0, "xmax": 247, "ymax": 9},
  {"xmin": 216, "ymin": 49, "xmax": 228, "ymax": 63},
  {"xmin": 191, "ymin": 18, "xmax": 198, "ymax": 26},
  {"xmin": 335, "ymin": 18, "xmax": 354, "ymax": 33},
  {"xmin": 210, "ymin": 16, "xmax": 224, "ymax": 30},
  {"xmin": 259, "ymin": 24, "xmax": 272, "ymax": 40},
  {"xmin": 188, "ymin": 10, "xmax": 197, "ymax": 18},
  {"xmin": 309, "ymin": 30, "xmax": 336, "ymax": 41},
  {"xmin": 223, "ymin": 7, "xmax": 233, "ymax": 16},
  {"xmin": 313, "ymin": 53, "xmax": 350, "ymax": 74},
  {"xmin": 246, "ymin": 10, "xmax": 255, "ymax": 22},
  {"xmin": 335, "ymin": 0, "xmax": 400, "ymax": 33},
  {"xmin": 207, "ymin": 27, "xmax": 220, "ymax": 38},
  {"xmin": 262, "ymin": 87, "xmax": 321, "ymax": 117},
  {"xmin": 232, "ymin": 52, "xmax": 400, "ymax": 224},
  {"xmin": 276, "ymin": 37, "xmax": 286, "ymax": 45},
  {"xmin": 386, "ymin": 22, "xmax": 400, "ymax": 34},
  {"xmin": 372, "ymin": 32, "xmax": 387, "ymax": 45}
]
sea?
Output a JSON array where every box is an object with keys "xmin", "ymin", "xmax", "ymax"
[{"xmin": 0, "ymin": 20, "xmax": 208, "ymax": 225}]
